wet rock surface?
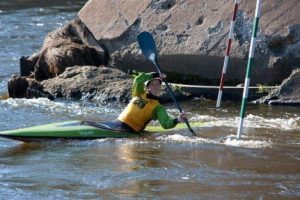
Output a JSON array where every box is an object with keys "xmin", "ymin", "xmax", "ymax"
[{"xmin": 255, "ymin": 68, "xmax": 300, "ymax": 106}]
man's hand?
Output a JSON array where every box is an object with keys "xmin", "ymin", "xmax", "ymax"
[
  {"xmin": 159, "ymin": 73, "xmax": 166, "ymax": 79},
  {"xmin": 177, "ymin": 112, "xmax": 187, "ymax": 122}
]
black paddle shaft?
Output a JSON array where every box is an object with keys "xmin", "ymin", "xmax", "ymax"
[
  {"xmin": 137, "ymin": 32, "xmax": 196, "ymax": 136},
  {"xmin": 153, "ymin": 62, "xmax": 196, "ymax": 135}
]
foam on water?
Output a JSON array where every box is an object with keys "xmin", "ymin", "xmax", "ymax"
[
  {"xmin": 191, "ymin": 114, "xmax": 300, "ymax": 131},
  {"xmin": 0, "ymin": 79, "xmax": 7, "ymax": 94},
  {"xmin": 156, "ymin": 134, "xmax": 272, "ymax": 148},
  {"xmin": 157, "ymin": 134, "xmax": 218, "ymax": 144},
  {"xmin": 1, "ymin": 98, "xmax": 122, "ymax": 118},
  {"xmin": 223, "ymin": 135, "xmax": 272, "ymax": 148},
  {"xmin": 58, "ymin": 138, "xmax": 111, "ymax": 147},
  {"xmin": 246, "ymin": 114, "xmax": 300, "ymax": 130}
]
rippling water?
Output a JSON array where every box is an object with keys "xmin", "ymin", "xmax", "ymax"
[{"xmin": 0, "ymin": 1, "xmax": 299, "ymax": 199}]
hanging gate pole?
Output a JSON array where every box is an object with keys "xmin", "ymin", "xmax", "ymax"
[
  {"xmin": 237, "ymin": 0, "xmax": 262, "ymax": 139},
  {"xmin": 216, "ymin": 0, "xmax": 241, "ymax": 108}
]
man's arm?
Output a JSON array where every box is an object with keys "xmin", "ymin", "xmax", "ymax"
[
  {"xmin": 152, "ymin": 105, "xmax": 178, "ymax": 129},
  {"xmin": 132, "ymin": 72, "xmax": 159, "ymax": 97}
]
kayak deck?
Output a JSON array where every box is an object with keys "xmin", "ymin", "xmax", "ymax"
[{"xmin": 0, "ymin": 120, "xmax": 204, "ymax": 142}]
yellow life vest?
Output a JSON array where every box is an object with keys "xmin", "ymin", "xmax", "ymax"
[{"xmin": 118, "ymin": 93, "xmax": 160, "ymax": 132}]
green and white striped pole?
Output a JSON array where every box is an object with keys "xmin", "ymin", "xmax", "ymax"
[{"xmin": 237, "ymin": 0, "xmax": 262, "ymax": 139}]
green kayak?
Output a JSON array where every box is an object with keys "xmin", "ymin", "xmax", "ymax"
[{"xmin": 0, "ymin": 120, "xmax": 203, "ymax": 142}]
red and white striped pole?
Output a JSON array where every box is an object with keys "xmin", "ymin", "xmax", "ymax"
[{"xmin": 216, "ymin": 0, "xmax": 241, "ymax": 108}]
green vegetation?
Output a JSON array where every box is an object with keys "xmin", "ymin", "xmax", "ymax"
[
  {"xmin": 171, "ymin": 84, "xmax": 183, "ymax": 93},
  {"xmin": 256, "ymin": 84, "xmax": 272, "ymax": 94}
]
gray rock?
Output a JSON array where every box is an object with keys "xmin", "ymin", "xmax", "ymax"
[
  {"xmin": 41, "ymin": 65, "xmax": 191, "ymax": 103},
  {"xmin": 255, "ymin": 68, "xmax": 300, "ymax": 106}
]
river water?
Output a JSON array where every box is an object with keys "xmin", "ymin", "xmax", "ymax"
[{"xmin": 0, "ymin": 1, "xmax": 299, "ymax": 199}]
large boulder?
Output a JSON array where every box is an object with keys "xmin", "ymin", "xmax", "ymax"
[
  {"xmin": 20, "ymin": 19, "xmax": 108, "ymax": 81},
  {"xmin": 79, "ymin": 0, "xmax": 300, "ymax": 85}
]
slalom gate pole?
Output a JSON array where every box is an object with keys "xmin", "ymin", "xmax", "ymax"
[
  {"xmin": 216, "ymin": 0, "xmax": 241, "ymax": 108},
  {"xmin": 237, "ymin": 0, "xmax": 262, "ymax": 139}
]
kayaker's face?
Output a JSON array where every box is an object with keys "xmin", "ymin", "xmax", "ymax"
[{"xmin": 147, "ymin": 79, "xmax": 162, "ymax": 96}]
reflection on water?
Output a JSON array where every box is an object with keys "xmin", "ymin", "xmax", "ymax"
[
  {"xmin": 85, "ymin": 139, "xmax": 300, "ymax": 199},
  {"xmin": 116, "ymin": 141, "xmax": 167, "ymax": 172},
  {"xmin": 0, "ymin": 143, "xmax": 42, "ymax": 158}
]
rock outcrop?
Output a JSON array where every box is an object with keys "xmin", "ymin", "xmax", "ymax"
[
  {"xmin": 255, "ymin": 68, "xmax": 300, "ymax": 106},
  {"xmin": 9, "ymin": 65, "xmax": 191, "ymax": 103},
  {"xmin": 41, "ymin": 66, "xmax": 132, "ymax": 102}
]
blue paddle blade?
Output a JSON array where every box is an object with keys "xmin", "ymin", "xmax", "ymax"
[{"xmin": 137, "ymin": 32, "xmax": 157, "ymax": 62}]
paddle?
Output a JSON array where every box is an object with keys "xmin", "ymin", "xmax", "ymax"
[{"xmin": 137, "ymin": 31, "xmax": 196, "ymax": 136}]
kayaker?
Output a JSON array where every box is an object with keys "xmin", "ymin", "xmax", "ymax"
[{"xmin": 116, "ymin": 72, "xmax": 187, "ymax": 132}]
